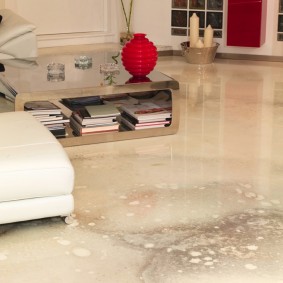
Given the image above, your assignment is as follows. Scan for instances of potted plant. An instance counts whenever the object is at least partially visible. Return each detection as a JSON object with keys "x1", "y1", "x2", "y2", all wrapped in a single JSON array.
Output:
[{"x1": 120, "y1": 0, "x2": 134, "y2": 45}]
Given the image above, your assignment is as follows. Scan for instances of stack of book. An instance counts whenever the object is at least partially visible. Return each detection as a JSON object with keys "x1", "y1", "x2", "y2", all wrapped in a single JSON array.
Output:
[
  {"x1": 119, "y1": 102, "x2": 172, "y2": 130},
  {"x1": 70, "y1": 103, "x2": 120, "y2": 136},
  {"x1": 24, "y1": 101, "x2": 69, "y2": 138}
]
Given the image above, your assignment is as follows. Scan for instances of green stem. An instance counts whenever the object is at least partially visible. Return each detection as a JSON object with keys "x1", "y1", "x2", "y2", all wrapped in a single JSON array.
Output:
[
  {"x1": 120, "y1": 0, "x2": 133, "y2": 34},
  {"x1": 111, "y1": 52, "x2": 120, "y2": 64},
  {"x1": 120, "y1": 0, "x2": 128, "y2": 30},
  {"x1": 127, "y1": 0, "x2": 133, "y2": 34}
]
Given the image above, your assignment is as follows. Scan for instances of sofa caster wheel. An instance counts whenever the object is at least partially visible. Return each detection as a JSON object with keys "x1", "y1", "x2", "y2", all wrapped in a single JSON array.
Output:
[{"x1": 64, "y1": 215, "x2": 74, "y2": 225}]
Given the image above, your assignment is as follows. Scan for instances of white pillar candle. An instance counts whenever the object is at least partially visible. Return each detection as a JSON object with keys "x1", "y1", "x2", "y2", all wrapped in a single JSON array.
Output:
[
  {"x1": 195, "y1": 38, "x2": 204, "y2": 48},
  {"x1": 204, "y1": 25, "x2": 214, "y2": 47},
  {"x1": 190, "y1": 13, "x2": 199, "y2": 48}
]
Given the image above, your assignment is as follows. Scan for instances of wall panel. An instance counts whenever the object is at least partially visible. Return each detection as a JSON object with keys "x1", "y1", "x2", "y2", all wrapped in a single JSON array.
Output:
[{"x1": 4, "y1": 0, "x2": 118, "y2": 47}]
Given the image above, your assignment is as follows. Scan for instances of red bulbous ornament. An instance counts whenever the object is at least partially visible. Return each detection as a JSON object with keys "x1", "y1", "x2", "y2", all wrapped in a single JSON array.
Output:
[{"x1": 121, "y1": 33, "x2": 158, "y2": 78}]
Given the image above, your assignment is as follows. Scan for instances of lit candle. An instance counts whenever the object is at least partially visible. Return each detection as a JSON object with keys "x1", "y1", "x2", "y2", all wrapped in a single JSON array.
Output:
[
  {"x1": 190, "y1": 13, "x2": 199, "y2": 48},
  {"x1": 204, "y1": 25, "x2": 214, "y2": 47},
  {"x1": 195, "y1": 38, "x2": 204, "y2": 48}
]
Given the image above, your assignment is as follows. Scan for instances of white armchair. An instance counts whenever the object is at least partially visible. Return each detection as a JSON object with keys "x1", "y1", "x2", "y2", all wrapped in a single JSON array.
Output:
[{"x1": 0, "y1": 9, "x2": 37, "y2": 59}]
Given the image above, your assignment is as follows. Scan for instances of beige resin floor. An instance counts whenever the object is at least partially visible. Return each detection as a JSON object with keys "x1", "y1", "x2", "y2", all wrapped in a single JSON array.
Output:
[{"x1": 1, "y1": 44, "x2": 283, "y2": 283}]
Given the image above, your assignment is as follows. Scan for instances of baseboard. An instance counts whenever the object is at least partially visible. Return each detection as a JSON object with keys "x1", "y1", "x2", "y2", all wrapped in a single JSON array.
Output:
[
  {"x1": 171, "y1": 49, "x2": 283, "y2": 62},
  {"x1": 215, "y1": 53, "x2": 283, "y2": 62}
]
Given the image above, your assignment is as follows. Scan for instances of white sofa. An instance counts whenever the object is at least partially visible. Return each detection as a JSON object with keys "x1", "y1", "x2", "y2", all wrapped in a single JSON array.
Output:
[
  {"x1": 0, "y1": 111, "x2": 74, "y2": 224},
  {"x1": 0, "y1": 9, "x2": 37, "y2": 59}
]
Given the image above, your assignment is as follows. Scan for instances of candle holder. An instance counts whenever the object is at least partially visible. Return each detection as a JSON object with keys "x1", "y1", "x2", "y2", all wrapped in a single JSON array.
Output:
[
  {"x1": 47, "y1": 63, "x2": 65, "y2": 82},
  {"x1": 180, "y1": 42, "x2": 219, "y2": 64},
  {"x1": 74, "y1": 55, "x2": 92, "y2": 69}
]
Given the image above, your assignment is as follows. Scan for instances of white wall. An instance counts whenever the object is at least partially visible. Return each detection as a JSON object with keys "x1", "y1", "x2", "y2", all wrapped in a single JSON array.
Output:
[
  {"x1": 132, "y1": 0, "x2": 172, "y2": 47},
  {"x1": 1, "y1": 0, "x2": 283, "y2": 56},
  {"x1": 3, "y1": 0, "x2": 119, "y2": 47},
  {"x1": 131, "y1": 0, "x2": 282, "y2": 56}
]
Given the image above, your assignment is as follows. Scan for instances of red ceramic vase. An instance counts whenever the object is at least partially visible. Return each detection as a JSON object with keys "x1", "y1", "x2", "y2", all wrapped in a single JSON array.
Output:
[{"x1": 121, "y1": 33, "x2": 158, "y2": 78}]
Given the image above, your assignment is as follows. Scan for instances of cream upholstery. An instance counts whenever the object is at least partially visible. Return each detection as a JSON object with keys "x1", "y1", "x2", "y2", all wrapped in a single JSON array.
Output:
[
  {"x1": 0, "y1": 111, "x2": 74, "y2": 224},
  {"x1": 0, "y1": 9, "x2": 37, "y2": 59}
]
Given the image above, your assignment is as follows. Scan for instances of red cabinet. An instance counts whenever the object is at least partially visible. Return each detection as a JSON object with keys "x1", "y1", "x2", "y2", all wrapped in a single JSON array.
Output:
[{"x1": 227, "y1": 0, "x2": 267, "y2": 47}]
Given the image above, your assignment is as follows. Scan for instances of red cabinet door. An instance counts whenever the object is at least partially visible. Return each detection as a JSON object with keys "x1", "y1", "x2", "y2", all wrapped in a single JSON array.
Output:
[{"x1": 227, "y1": 0, "x2": 267, "y2": 47}]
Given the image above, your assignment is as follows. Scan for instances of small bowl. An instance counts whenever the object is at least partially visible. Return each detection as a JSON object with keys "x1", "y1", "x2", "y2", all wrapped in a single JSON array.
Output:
[{"x1": 180, "y1": 42, "x2": 219, "y2": 64}]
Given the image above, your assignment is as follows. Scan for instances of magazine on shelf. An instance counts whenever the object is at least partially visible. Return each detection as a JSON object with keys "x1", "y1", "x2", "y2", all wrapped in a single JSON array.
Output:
[
  {"x1": 120, "y1": 116, "x2": 170, "y2": 130},
  {"x1": 153, "y1": 100, "x2": 172, "y2": 112},
  {"x1": 24, "y1": 101, "x2": 69, "y2": 125},
  {"x1": 72, "y1": 128, "x2": 119, "y2": 136},
  {"x1": 46, "y1": 124, "x2": 67, "y2": 138},
  {"x1": 24, "y1": 100, "x2": 69, "y2": 138},
  {"x1": 121, "y1": 112, "x2": 171, "y2": 125},
  {"x1": 48, "y1": 128, "x2": 67, "y2": 138},
  {"x1": 60, "y1": 96, "x2": 102, "y2": 110},
  {"x1": 102, "y1": 94, "x2": 139, "y2": 107},
  {"x1": 40, "y1": 115, "x2": 70, "y2": 125},
  {"x1": 119, "y1": 102, "x2": 171, "y2": 122},
  {"x1": 34, "y1": 115, "x2": 64, "y2": 122},
  {"x1": 24, "y1": 101, "x2": 62, "y2": 115},
  {"x1": 46, "y1": 123, "x2": 66, "y2": 129},
  {"x1": 70, "y1": 116, "x2": 119, "y2": 135}
]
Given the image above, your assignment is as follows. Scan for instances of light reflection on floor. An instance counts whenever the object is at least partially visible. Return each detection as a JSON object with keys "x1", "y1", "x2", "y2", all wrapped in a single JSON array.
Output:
[{"x1": 1, "y1": 45, "x2": 283, "y2": 283}]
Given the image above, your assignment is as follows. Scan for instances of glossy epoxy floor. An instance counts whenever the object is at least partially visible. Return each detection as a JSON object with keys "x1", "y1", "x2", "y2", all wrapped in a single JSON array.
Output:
[{"x1": 1, "y1": 45, "x2": 283, "y2": 283}]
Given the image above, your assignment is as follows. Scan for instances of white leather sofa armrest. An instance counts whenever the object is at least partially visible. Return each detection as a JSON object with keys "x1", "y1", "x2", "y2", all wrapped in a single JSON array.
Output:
[{"x1": 0, "y1": 9, "x2": 36, "y2": 46}]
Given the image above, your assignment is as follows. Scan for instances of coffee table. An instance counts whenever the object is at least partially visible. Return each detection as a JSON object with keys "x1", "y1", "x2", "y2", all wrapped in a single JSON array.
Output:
[{"x1": 0, "y1": 52, "x2": 180, "y2": 147}]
